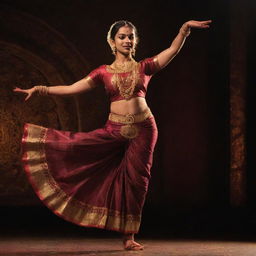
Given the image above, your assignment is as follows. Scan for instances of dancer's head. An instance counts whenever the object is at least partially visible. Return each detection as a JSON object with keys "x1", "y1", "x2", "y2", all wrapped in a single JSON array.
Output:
[{"x1": 107, "y1": 20, "x2": 139, "y2": 57}]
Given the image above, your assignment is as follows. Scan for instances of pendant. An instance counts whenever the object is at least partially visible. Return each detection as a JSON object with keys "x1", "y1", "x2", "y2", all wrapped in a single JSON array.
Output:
[{"x1": 120, "y1": 124, "x2": 139, "y2": 139}]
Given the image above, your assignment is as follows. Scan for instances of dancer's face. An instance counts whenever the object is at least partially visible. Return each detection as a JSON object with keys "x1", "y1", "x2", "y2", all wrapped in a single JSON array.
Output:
[{"x1": 112, "y1": 25, "x2": 136, "y2": 56}]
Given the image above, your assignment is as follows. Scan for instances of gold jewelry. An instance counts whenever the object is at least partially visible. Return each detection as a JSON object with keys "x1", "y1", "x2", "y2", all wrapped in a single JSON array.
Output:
[
  {"x1": 34, "y1": 85, "x2": 49, "y2": 96},
  {"x1": 108, "y1": 108, "x2": 152, "y2": 124},
  {"x1": 110, "y1": 60, "x2": 140, "y2": 100},
  {"x1": 111, "y1": 46, "x2": 117, "y2": 55},
  {"x1": 120, "y1": 125, "x2": 139, "y2": 139},
  {"x1": 131, "y1": 47, "x2": 136, "y2": 57},
  {"x1": 111, "y1": 59, "x2": 137, "y2": 72},
  {"x1": 108, "y1": 108, "x2": 152, "y2": 139}
]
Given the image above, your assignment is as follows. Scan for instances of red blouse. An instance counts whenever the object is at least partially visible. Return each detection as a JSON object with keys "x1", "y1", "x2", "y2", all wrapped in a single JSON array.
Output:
[{"x1": 87, "y1": 56, "x2": 160, "y2": 102}]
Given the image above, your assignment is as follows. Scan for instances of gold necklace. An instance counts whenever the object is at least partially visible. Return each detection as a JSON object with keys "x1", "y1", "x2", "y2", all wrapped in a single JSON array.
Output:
[
  {"x1": 111, "y1": 59, "x2": 136, "y2": 73},
  {"x1": 110, "y1": 60, "x2": 140, "y2": 100}
]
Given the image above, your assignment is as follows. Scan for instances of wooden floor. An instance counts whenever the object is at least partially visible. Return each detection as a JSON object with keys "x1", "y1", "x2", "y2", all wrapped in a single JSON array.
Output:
[
  {"x1": 1, "y1": 237, "x2": 256, "y2": 256},
  {"x1": 1, "y1": 206, "x2": 256, "y2": 255}
]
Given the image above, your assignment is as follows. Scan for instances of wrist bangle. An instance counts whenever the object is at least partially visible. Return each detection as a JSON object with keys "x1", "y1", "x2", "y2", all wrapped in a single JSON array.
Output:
[{"x1": 34, "y1": 85, "x2": 49, "y2": 96}]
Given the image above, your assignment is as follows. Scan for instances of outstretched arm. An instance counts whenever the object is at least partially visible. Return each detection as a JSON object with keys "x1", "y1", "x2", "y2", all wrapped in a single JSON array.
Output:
[
  {"x1": 13, "y1": 76, "x2": 95, "y2": 101},
  {"x1": 156, "y1": 20, "x2": 212, "y2": 69}
]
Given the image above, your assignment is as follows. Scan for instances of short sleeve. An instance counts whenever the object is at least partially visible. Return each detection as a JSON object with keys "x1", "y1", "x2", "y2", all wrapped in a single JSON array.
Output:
[
  {"x1": 85, "y1": 65, "x2": 104, "y2": 88},
  {"x1": 140, "y1": 56, "x2": 161, "y2": 76}
]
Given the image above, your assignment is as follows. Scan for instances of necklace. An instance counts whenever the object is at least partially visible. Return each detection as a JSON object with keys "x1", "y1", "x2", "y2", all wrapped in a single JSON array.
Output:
[
  {"x1": 111, "y1": 59, "x2": 136, "y2": 73},
  {"x1": 109, "y1": 60, "x2": 140, "y2": 100}
]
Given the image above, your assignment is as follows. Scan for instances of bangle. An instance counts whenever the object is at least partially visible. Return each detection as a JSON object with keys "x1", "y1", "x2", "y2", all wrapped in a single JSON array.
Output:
[
  {"x1": 179, "y1": 24, "x2": 191, "y2": 37},
  {"x1": 34, "y1": 85, "x2": 49, "y2": 96}
]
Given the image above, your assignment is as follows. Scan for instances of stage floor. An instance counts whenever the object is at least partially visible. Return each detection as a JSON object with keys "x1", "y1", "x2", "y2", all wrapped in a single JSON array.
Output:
[
  {"x1": 1, "y1": 237, "x2": 256, "y2": 256},
  {"x1": 1, "y1": 206, "x2": 256, "y2": 255}
]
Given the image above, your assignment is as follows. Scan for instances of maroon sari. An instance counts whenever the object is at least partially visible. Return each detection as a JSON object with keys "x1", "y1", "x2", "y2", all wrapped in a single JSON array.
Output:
[
  {"x1": 22, "y1": 56, "x2": 160, "y2": 234},
  {"x1": 22, "y1": 116, "x2": 158, "y2": 233}
]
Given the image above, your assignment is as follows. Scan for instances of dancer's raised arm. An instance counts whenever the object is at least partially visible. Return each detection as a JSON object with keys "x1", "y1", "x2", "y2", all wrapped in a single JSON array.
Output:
[
  {"x1": 13, "y1": 76, "x2": 95, "y2": 101},
  {"x1": 156, "y1": 20, "x2": 212, "y2": 69}
]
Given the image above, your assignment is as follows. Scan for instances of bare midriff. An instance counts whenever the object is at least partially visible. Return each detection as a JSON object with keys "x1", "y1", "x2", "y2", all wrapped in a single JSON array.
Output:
[{"x1": 110, "y1": 97, "x2": 148, "y2": 115}]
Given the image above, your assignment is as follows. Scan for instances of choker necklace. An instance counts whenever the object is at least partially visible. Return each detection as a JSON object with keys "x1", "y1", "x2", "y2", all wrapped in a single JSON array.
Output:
[{"x1": 109, "y1": 59, "x2": 136, "y2": 73}]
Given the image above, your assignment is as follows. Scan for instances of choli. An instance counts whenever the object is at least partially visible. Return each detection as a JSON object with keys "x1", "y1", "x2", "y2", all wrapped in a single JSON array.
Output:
[{"x1": 85, "y1": 56, "x2": 160, "y2": 102}]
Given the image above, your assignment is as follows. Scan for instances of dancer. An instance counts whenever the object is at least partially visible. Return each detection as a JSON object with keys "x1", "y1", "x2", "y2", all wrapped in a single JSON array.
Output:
[{"x1": 14, "y1": 19, "x2": 211, "y2": 250}]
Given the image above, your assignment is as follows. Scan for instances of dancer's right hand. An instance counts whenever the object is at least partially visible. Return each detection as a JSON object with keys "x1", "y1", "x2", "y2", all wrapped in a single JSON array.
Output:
[{"x1": 13, "y1": 87, "x2": 35, "y2": 101}]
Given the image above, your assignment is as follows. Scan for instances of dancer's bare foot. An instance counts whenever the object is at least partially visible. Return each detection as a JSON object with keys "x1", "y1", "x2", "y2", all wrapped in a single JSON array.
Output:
[
  {"x1": 123, "y1": 239, "x2": 144, "y2": 251},
  {"x1": 123, "y1": 233, "x2": 144, "y2": 250}
]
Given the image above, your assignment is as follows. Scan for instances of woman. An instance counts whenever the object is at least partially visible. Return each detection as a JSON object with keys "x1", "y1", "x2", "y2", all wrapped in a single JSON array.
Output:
[{"x1": 14, "y1": 19, "x2": 211, "y2": 250}]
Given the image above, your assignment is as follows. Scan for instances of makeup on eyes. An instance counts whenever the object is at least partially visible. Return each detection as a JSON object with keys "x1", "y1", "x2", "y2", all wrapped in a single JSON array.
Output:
[{"x1": 118, "y1": 34, "x2": 134, "y2": 40}]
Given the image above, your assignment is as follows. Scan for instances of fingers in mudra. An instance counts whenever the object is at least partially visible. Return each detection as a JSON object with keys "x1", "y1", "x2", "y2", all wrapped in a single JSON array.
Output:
[
  {"x1": 200, "y1": 20, "x2": 212, "y2": 28},
  {"x1": 189, "y1": 20, "x2": 212, "y2": 29},
  {"x1": 24, "y1": 94, "x2": 31, "y2": 101},
  {"x1": 13, "y1": 87, "x2": 26, "y2": 93},
  {"x1": 13, "y1": 87, "x2": 31, "y2": 101},
  {"x1": 13, "y1": 87, "x2": 21, "y2": 92}
]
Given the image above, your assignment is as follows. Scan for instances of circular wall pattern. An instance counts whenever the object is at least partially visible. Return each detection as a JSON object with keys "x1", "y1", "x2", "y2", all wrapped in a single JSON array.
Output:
[{"x1": 0, "y1": 5, "x2": 89, "y2": 205}]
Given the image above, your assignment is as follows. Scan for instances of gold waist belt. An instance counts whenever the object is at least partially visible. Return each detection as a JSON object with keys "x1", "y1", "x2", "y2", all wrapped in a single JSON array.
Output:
[{"x1": 108, "y1": 108, "x2": 152, "y2": 125}]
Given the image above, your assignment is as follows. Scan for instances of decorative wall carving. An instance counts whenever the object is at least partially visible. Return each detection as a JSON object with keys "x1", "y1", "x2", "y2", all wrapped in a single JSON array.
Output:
[{"x1": 0, "y1": 6, "x2": 89, "y2": 205}]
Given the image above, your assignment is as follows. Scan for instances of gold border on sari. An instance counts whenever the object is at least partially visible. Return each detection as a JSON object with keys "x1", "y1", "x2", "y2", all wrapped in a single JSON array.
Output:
[{"x1": 22, "y1": 123, "x2": 141, "y2": 233}]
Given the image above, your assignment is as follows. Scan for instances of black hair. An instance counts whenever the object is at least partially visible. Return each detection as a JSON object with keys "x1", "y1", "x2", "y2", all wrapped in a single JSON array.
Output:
[{"x1": 107, "y1": 20, "x2": 139, "y2": 42}]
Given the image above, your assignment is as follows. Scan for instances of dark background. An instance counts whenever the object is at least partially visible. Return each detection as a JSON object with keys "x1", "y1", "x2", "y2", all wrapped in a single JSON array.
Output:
[{"x1": 0, "y1": 0, "x2": 255, "y2": 239}]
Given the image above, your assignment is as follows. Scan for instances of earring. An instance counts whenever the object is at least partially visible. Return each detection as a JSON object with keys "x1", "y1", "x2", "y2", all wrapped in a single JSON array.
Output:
[
  {"x1": 131, "y1": 48, "x2": 136, "y2": 57},
  {"x1": 111, "y1": 46, "x2": 117, "y2": 55}
]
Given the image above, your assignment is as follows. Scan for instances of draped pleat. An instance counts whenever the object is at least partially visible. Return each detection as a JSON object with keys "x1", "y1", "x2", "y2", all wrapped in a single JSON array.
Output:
[{"x1": 22, "y1": 117, "x2": 158, "y2": 234}]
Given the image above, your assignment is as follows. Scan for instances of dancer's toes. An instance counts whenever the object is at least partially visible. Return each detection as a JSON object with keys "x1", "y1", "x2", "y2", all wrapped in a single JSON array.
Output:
[{"x1": 123, "y1": 240, "x2": 144, "y2": 250}]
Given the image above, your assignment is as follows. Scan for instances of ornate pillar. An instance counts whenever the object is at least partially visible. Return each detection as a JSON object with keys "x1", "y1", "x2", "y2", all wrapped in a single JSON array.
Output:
[{"x1": 229, "y1": 0, "x2": 248, "y2": 206}]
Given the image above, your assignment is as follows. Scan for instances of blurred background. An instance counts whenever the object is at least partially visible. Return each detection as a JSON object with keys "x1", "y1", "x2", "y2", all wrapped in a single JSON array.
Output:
[{"x1": 0, "y1": 0, "x2": 255, "y2": 239}]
